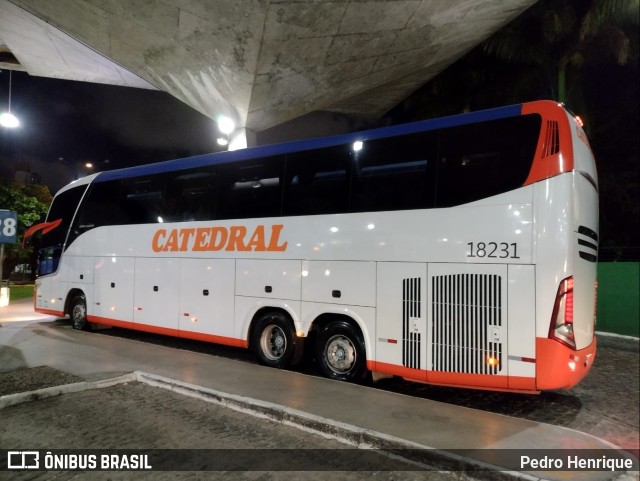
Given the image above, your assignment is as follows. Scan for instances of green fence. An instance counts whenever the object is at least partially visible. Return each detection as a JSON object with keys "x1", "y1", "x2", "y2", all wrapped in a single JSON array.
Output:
[{"x1": 596, "y1": 262, "x2": 640, "y2": 337}]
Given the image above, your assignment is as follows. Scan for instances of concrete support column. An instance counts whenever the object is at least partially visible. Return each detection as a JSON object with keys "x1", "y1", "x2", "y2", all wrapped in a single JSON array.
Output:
[{"x1": 229, "y1": 128, "x2": 257, "y2": 150}]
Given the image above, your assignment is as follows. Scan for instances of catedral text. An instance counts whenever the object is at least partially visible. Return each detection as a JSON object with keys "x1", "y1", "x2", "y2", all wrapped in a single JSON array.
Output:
[{"x1": 152, "y1": 224, "x2": 287, "y2": 253}]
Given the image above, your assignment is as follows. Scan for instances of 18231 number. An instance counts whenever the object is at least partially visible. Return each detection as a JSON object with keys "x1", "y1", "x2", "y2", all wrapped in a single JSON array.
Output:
[{"x1": 467, "y1": 242, "x2": 519, "y2": 259}]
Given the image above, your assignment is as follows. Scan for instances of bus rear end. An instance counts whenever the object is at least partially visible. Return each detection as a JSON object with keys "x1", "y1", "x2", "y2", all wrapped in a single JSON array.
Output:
[{"x1": 526, "y1": 102, "x2": 599, "y2": 390}]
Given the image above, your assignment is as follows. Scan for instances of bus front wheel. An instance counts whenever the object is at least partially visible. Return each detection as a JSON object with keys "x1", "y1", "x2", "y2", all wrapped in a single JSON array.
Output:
[
  {"x1": 252, "y1": 312, "x2": 297, "y2": 369},
  {"x1": 70, "y1": 295, "x2": 89, "y2": 331},
  {"x1": 317, "y1": 320, "x2": 366, "y2": 382}
]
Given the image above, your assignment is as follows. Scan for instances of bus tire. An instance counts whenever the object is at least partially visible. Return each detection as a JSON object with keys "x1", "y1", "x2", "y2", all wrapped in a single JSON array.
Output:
[
  {"x1": 70, "y1": 295, "x2": 90, "y2": 331},
  {"x1": 252, "y1": 311, "x2": 297, "y2": 369},
  {"x1": 317, "y1": 320, "x2": 366, "y2": 382}
]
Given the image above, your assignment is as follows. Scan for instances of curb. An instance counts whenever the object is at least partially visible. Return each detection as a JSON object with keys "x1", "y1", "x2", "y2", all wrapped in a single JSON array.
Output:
[
  {"x1": 0, "y1": 372, "x2": 137, "y2": 409},
  {"x1": 135, "y1": 370, "x2": 536, "y2": 481}
]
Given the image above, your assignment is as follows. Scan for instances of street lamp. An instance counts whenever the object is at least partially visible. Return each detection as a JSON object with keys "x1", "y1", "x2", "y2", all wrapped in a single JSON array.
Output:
[
  {"x1": 217, "y1": 116, "x2": 235, "y2": 135},
  {"x1": 216, "y1": 115, "x2": 235, "y2": 147},
  {"x1": 0, "y1": 71, "x2": 19, "y2": 128}
]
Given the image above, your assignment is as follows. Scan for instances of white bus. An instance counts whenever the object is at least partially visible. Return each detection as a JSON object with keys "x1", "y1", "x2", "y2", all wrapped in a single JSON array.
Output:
[{"x1": 27, "y1": 100, "x2": 598, "y2": 393}]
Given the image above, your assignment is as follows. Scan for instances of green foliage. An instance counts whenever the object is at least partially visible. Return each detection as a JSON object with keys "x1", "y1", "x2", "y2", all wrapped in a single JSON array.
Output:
[
  {"x1": 21, "y1": 184, "x2": 53, "y2": 206},
  {"x1": 0, "y1": 181, "x2": 51, "y2": 279}
]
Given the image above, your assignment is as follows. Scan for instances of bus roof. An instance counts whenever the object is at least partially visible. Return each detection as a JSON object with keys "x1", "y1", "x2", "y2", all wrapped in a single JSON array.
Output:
[{"x1": 94, "y1": 102, "x2": 529, "y2": 184}]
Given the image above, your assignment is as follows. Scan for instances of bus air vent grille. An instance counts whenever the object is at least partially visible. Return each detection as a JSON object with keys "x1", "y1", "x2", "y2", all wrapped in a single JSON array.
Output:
[
  {"x1": 402, "y1": 277, "x2": 422, "y2": 370},
  {"x1": 542, "y1": 120, "x2": 560, "y2": 158},
  {"x1": 431, "y1": 274, "x2": 503, "y2": 375}
]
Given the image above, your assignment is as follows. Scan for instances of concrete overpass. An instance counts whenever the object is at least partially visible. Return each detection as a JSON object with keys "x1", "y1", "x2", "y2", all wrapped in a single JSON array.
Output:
[{"x1": 0, "y1": 0, "x2": 536, "y2": 147}]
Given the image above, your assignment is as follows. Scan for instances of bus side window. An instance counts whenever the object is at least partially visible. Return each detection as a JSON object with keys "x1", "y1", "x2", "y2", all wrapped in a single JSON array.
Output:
[
  {"x1": 68, "y1": 181, "x2": 126, "y2": 245},
  {"x1": 283, "y1": 145, "x2": 352, "y2": 216},
  {"x1": 435, "y1": 116, "x2": 540, "y2": 207},
  {"x1": 164, "y1": 166, "x2": 218, "y2": 222},
  {"x1": 121, "y1": 175, "x2": 166, "y2": 224},
  {"x1": 350, "y1": 131, "x2": 437, "y2": 212},
  {"x1": 41, "y1": 185, "x2": 86, "y2": 252},
  {"x1": 38, "y1": 246, "x2": 62, "y2": 276},
  {"x1": 217, "y1": 156, "x2": 285, "y2": 220}
]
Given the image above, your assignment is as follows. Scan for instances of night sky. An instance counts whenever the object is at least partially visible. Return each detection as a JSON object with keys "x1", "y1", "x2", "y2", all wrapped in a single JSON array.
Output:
[{"x1": 0, "y1": 70, "x2": 221, "y2": 193}]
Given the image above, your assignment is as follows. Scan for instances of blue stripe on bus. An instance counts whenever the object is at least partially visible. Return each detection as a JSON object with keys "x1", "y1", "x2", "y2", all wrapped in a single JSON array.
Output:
[{"x1": 94, "y1": 103, "x2": 524, "y2": 183}]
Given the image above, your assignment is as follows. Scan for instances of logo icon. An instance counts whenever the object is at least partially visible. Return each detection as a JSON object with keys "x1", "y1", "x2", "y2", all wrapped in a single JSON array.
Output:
[{"x1": 8, "y1": 451, "x2": 40, "y2": 469}]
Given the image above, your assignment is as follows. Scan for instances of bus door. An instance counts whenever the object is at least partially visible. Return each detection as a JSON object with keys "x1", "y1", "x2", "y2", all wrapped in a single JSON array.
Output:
[
  {"x1": 34, "y1": 246, "x2": 61, "y2": 311},
  {"x1": 58, "y1": 255, "x2": 94, "y2": 307},
  {"x1": 60, "y1": 255, "x2": 94, "y2": 285}
]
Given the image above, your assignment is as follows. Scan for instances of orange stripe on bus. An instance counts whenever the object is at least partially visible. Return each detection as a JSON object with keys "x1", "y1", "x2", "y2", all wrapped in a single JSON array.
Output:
[
  {"x1": 369, "y1": 360, "x2": 538, "y2": 393},
  {"x1": 87, "y1": 315, "x2": 248, "y2": 349},
  {"x1": 368, "y1": 361, "x2": 427, "y2": 382},
  {"x1": 34, "y1": 307, "x2": 64, "y2": 317}
]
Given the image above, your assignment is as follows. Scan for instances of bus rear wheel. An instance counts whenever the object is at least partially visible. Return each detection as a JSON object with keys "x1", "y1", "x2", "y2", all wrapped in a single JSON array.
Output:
[
  {"x1": 70, "y1": 295, "x2": 89, "y2": 331},
  {"x1": 252, "y1": 312, "x2": 297, "y2": 369},
  {"x1": 316, "y1": 320, "x2": 366, "y2": 382}
]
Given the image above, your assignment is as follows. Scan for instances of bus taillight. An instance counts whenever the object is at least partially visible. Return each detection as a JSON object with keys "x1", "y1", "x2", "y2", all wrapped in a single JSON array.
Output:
[
  {"x1": 550, "y1": 277, "x2": 575, "y2": 349},
  {"x1": 564, "y1": 278, "x2": 574, "y2": 324}
]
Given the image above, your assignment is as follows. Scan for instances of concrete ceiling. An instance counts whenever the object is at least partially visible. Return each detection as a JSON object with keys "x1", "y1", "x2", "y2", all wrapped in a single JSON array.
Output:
[{"x1": 0, "y1": 0, "x2": 536, "y2": 138}]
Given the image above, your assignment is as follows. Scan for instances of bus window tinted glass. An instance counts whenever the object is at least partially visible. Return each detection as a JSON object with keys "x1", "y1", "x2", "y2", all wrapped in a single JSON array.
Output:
[
  {"x1": 42, "y1": 185, "x2": 86, "y2": 249},
  {"x1": 435, "y1": 115, "x2": 541, "y2": 207},
  {"x1": 68, "y1": 181, "x2": 126, "y2": 244},
  {"x1": 164, "y1": 166, "x2": 217, "y2": 222},
  {"x1": 283, "y1": 145, "x2": 352, "y2": 216},
  {"x1": 70, "y1": 174, "x2": 166, "y2": 245},
  {"x1": 121, "y1": 175, "x2": 165, "y2": 224},
  {"x1": 217, "y1": 156, "x2": 284, "y2": 220},
  {"x1": 350, "y1": 131, "x2": 437, "y2": 212}
]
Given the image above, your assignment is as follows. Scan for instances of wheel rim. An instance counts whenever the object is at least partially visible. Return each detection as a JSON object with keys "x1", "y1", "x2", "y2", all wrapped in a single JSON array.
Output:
[
  {"x1": 325, "y1": 334, "x2": 356, "y2": 374},
  {"x1": 259, "y1": 324, "x2": 287, "y2": 361},
  {"x1": 72, "y1": 302, "x2": 86, "y2": 327}
]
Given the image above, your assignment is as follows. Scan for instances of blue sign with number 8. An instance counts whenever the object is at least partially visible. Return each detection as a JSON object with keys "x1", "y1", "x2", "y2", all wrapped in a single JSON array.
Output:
[{"x1": 0, "y1": 210, "x2": 18, "y2": 244}]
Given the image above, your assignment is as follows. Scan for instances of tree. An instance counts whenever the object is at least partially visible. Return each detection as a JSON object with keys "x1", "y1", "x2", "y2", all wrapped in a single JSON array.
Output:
[
  {"x1": 0, "y1": 182, "x2": 50, "y2": 280},
  {"x1": 481, "y1": 0, "x2": 638, "y2": 112},
  {"x1": 21, "y1": 184, "x2": 53, "y2": 206}
]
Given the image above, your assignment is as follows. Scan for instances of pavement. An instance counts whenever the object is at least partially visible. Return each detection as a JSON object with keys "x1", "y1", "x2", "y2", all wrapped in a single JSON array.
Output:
[{"x1": 1, "y1": 298, "x2": 639, "y2": 480}]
